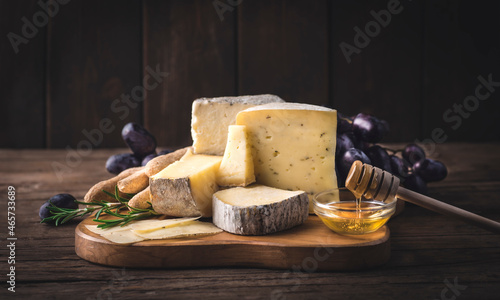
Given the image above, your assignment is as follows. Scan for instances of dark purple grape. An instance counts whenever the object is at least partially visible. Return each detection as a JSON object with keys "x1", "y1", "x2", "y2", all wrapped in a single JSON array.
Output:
[
  {"x1": 337, "y1": 112, "x2": 353, "y2": 134},
  {"x1": 390, "y1": 155, "x2": 410, "y2": 178},
  {"x1": 346, "y1": 132, "x2": 370, "y2": 152},
  {"x1": 158, "y1": 149, "x2": 173, "y2": 156},
  {"x1": 338, "y1": 148, "x2": 372, "y2": 179},
  {"x1": 141, "y1": 153, "x2": 158, "y2": 166},
  {"x1": 121, "y1": 122, "x2": 157, "y2": 158},
  {"x1": 39, "y1": 193, "x2": 78, "y2": 222},
  {"x1": 380, "y1": 120, "x2": 390, "y2": 137},
  {"x1": 402, "y1": 143, "x2": 426, "y2": 166},
  {"x1": 403, "y1": 174, "x2": 428, "y2": 194},
  {"x1": 106, "y1": 153, "x2": 141, "y2": 174},
  {"x1": 365, "y1": 145, "x2": 392, "y2": 173},
  {"x1": 335, "y1": 133, "x2": 355, "y2": 158},
  {"x1": 413, "y1": 158, "x2": 447, "y2": 182},
  {"x1": 352, "y1": 113, "x2": 388, "y2": 143}
]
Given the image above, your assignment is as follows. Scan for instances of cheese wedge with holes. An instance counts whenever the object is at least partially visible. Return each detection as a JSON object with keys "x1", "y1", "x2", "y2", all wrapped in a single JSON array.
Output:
[
  {"x1": 212, "y1": 185, "x2": 309, "y2": 235},
  {"x1": 236, "y1": 103, "x2": 338, "y2": 213},
  {"x1": 217, "y1": 125, "x2": 256, "y2": 187},
  {"x1": 150, "y1": 150, "x2": 222, "y2": 217},
  {"x1": 191, "y1": 94, "x2": 285, "y2": 155}
]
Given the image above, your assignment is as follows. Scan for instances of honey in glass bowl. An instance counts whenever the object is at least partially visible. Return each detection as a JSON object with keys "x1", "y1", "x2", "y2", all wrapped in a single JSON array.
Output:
[{"x1": 313, "y1": 188, "x2": 396, "y2": 235}]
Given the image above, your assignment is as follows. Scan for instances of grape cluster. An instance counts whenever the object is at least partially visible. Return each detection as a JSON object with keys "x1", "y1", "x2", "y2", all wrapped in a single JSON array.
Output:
[
  {"x1": 106, "y1": 123, "x2": 171, "y2": 174},
  {"x1": 336, "y1": 113, "x2": 447, "y2": 194}
]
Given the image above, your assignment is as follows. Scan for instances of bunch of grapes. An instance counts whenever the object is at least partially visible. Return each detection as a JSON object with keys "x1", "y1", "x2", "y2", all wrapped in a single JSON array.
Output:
[
  {"x1": 106, "y1": 123, "x2": 171, "y2": 174},
  {"x1": 336, "y1": 113, "x2": 448, "y2": 194}
]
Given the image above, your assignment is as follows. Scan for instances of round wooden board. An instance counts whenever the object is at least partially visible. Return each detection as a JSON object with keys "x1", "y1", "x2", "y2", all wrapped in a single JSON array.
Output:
[{"x1": 75, "y1": 216, "x2": 391, "y2": 271}]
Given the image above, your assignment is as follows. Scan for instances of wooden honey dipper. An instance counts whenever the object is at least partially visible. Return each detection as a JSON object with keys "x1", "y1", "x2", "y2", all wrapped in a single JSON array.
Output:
[{"x1": 345, "y1": 160, "x2": 500, "y2": 234}]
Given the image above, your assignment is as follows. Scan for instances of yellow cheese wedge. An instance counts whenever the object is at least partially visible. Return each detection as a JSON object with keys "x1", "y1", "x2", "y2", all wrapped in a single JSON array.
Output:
[
  {"x1": 191, "y1": 95, "x2": 285, "y2": 155},
  {"x1": 236, "y1": 102, "x2": 338, "y2": 213},
  {"x1": 217, "y1": 125, "x2": 256, "y2": 187},
  {"x1": 131, "y1": 217, "x2": 200, "y2": 234},
  {"x1": 133, "y1": 221, "x2": 223, "y2": 239},
  {"x1": 150, "y1": 150, "x2": 222, "y2": 217}
]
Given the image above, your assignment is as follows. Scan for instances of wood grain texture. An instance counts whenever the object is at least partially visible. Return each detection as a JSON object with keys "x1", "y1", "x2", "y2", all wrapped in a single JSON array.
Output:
[
  {"x1": 422, "y1": 0, "x2": 500, "y2": 142},
  {"x1": 143, "y1": 0, "x2": 236, "y2": 148},
  {"x1": 75, "y1": 215, "x2": 390, "y2": 271},
  {"x1": 331, "y1": 0, "x2": 423, "y2": 142},
  {"x1": 46, "y1": 0, "x2": 142, "y2": 148},
  {"x1": 238, "y1": 0, "x2": 329, "y2": 105},
  {"x1": 1, "y1": 143, "x2": 500, "y2": 299},
  {"x1": 0, "y1": 0, "x2": 46, "y2": 148}
]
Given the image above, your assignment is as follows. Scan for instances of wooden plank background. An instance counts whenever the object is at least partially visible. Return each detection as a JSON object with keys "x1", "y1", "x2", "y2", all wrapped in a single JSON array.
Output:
[{"x1": 1, "y1": 0, "x2": 499, "y2": 149}]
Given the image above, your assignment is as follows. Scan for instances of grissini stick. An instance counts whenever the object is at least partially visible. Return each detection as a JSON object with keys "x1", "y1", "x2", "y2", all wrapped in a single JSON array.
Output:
[{"x1": 345, "y1": 160, "x2": 500, "y2": 234}]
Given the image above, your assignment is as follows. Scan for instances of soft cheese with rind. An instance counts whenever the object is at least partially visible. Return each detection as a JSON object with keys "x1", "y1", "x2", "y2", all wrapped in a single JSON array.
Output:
[
  {"x1": 236, "y1": 102, "x2": 338, "y2": 212},
  {"x1": 212, "y1": 185, "x2": 309, "y2": 235},
  {"x1": 191, "y1": 94, "x2": 285, "y2": 155},
  {"x1": 150, "y1": 150, "x2": 222, "y2": 217},
  {"x1": 217, "y1": 125, "x2": 255, "y2": 187}
]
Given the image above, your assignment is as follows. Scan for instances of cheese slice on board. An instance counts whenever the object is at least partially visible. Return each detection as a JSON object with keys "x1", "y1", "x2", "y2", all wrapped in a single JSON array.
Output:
[
  {"x1": 131, "y1": 217, "x2": 200, "y2": 234},
  {"x1": 236, "y1": 102, "x2": 338, "y2": 212},
  {"x1": 217, "y1": 125, "x2": 256, "y2": 187},
  {"x1": 191, "y1": 94, "x2": 285, "y2": 155},
  {"x1": 150, "y1": 150, "x2": 222, "y2": 217},
  {"x1": 134, "y1": 221, "x2": 222, "y2": 240},
  {"x1": 212, "y1": 185, "x2": 309, "y2": 235}
]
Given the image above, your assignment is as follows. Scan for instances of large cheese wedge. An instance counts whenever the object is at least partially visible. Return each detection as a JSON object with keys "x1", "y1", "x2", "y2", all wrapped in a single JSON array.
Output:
[
  {"x1": 236, "y1": 102, "x2": 338, "y2": 213},
  {"x1": 191, "y1": 94, "x2": 285, "y2": 155},
  {"x1": 217, "y1": 125, "x2": 255, "y2": 187},
  {"x1": 150, "y1": 150, "x2": 222, "y2": 217},
  {"x1": 212, "y1": 185, "x2": 309, "y2": 235}
]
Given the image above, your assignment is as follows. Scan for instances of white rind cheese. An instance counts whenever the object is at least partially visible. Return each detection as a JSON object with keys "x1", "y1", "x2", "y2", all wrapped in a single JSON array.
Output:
[
  {"x1": 150, "y1": 150, "x2": 222, "y2": 217},
  {"x1": 217, "y1": 125, "x2": 256, "y2": 187},
  {"x1": 236, "y1": 102, "x2": 338, "y2": 212},
  {"x1": 212, "y1": 185, "x2": 309, "y2": 235},
  {"x1": 191, "y1": 94, "x2": 285, "y2": 155}
]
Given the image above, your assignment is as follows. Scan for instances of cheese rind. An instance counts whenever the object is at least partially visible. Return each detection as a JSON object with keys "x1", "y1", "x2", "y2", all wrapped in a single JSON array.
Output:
[
  {"x1": 191, "y1": 94, "x2": 285, "y2": 155},
  {"x1": 236, "y1": 102, "x2": 338, "y2": 212},
  {"x1": 150, "y1": 150, "x2": 222, "y2": 217},
  {"x1": 212, "y1": 185, "x2": 309, "y2": 235},
  {"x1": 217, "y1": 125, "x2": 256, "y2": 187}
]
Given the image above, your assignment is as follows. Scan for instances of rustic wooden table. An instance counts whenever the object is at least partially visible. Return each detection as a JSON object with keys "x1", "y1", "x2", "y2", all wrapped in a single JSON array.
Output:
[{"x1": 1, "y1": 143, "x2": 499, "y2": 299}]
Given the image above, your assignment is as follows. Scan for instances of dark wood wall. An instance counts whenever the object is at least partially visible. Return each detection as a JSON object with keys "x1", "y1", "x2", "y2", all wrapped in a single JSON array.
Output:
[{"x1": 2, "y1": 0, "x2": 499, "y2": 149}]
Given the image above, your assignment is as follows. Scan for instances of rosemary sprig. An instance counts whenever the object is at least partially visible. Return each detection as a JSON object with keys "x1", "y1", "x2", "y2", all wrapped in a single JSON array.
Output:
[{"x1": 41, "y1": 186, "x2": 158, "y2": 228}]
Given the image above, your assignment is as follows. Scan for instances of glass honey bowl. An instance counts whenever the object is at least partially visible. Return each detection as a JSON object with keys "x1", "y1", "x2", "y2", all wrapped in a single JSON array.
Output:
[{"x1": 313, "y1": 188, "x2": 397, "y2": 235}]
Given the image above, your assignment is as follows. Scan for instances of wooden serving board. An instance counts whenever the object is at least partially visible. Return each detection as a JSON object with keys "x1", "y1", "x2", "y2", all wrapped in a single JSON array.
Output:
[{"x1": 75, "y1": 215, "x2": 391, "y2": 271}]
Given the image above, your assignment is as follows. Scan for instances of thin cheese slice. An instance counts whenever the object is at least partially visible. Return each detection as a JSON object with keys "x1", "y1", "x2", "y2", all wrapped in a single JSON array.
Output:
[
  {"x1": 217, "y1": 125, "x2": 255, "y2": 187},
  {"x1": 191, "y1": 94, "x2": 285, "y2": 155},
  {"x1": 134, "y1": 221, "x2": 223, "y2": 239},
  {"x1": 236, "y1": 102, "x2": 338, "y2": 213},
  {"x1": 212, "y1": 185, "x2": 309, "y2": 235},
  {"x1": 85, "y1": 219, "x2": 162, "y2": 235},
  {"x1": 101, "y1": 230, "x2": 146, "y2": 244},
  {"x1": 150, "y1": 150, "x2": 222, "y2": 217},
  {"x1": 131, "y1": 217, "x2": 200, "y2": 234}
]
